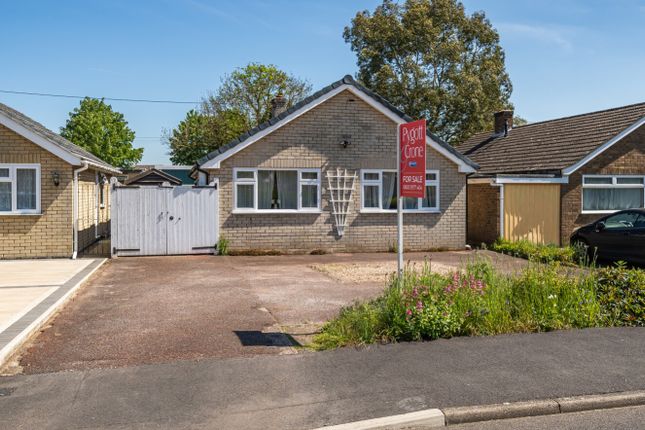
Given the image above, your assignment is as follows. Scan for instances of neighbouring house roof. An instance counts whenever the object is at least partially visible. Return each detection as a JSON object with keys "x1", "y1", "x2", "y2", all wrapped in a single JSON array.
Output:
[
  {"x1": 127, "y1": 165, "x2": 194, "y2": 185},
  {"x1": 124, "y1": 168, "x2": 183, "y2": 186},
  {"x1": 0, "y1": 102, "x2": 120, "y2": 173},
  {"x1": 197, "y1": 75, "x2": 478, "y2": 173},
  {"x1": 457, "y1": 102, "x2": 645, "y2": 177}
]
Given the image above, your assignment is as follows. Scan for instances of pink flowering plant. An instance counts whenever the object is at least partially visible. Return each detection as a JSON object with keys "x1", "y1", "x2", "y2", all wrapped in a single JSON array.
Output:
[{"x1": 312, "y1": 257, "x2": 608, "y2": 351}]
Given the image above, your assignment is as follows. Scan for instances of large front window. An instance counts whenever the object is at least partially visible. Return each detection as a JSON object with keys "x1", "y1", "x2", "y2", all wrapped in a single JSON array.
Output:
[
  {"x1": 0, "y1": 164, "x2": 40, "y2": 214},
  {"x1": 361, "y1": 169, "x2": 439, "y2": 212},
  {"x1": 582, "y1": 175, "x2": 645, "y2": 213},
  {"x1": 233, "y1": 168, "x2": 321, "y2": 212}
]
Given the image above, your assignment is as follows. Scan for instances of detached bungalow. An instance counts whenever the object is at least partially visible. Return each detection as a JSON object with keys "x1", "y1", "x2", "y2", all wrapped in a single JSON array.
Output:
[
  {"x1": 0, "y1": 103, "x2": 119, "y2": 259},
  {"x1": 195, "y1": 75, "x2": 478, "y2": 253},
  {"x1": 458, "y1": 103, "x2": 645, "y2": 246}
]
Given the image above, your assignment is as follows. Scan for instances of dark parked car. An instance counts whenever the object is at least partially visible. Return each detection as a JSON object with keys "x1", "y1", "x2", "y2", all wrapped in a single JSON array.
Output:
[{"x1": 570, "y1": 209, "x2": 645, "y2": 264}]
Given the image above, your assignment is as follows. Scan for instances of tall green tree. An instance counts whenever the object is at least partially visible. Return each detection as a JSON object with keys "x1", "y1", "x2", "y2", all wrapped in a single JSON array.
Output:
[
  {"x1": 344, "y1": 0, "x2": 513, "y2": 144},
  {"x1": 203, "y1": 62, "x2": 312, "y2": 127},
  {"x1": 60, "y1": 98, "x2": 142, "y2": 168},
  {"x1": 164, "y1": 108, "x2": 247, "y2": 165},
  {"x1": 513, "y1": 115, "x2": 528, "y2": 127}
]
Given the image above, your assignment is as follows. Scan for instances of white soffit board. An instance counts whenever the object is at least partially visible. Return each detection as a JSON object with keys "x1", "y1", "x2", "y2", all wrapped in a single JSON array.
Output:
[
  {"x1": 0, "y1": 113, "x2": 81, "y2": 166},
  {"x1": 467, "y1": 178, "x2": 494, "y2": 184},
  {"x1": 494, "y1": 176, "x2": 569, "y2": 184}
]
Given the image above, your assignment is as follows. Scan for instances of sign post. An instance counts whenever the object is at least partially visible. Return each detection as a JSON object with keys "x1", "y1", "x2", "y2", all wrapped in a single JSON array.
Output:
[{"x1": 397, "y1": 119, "x2": 426, "y2": 279}]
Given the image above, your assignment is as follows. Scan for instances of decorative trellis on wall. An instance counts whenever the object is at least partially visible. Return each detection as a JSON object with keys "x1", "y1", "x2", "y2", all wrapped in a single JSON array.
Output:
[{"x1": 326, "y1": 168, "x2": 357, "y2": 237}]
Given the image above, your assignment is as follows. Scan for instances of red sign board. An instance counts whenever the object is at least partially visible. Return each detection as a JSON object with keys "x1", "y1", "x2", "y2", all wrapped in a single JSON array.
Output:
[{"x1": 399, "y1": 119, "x2": 426, "y2": 198}]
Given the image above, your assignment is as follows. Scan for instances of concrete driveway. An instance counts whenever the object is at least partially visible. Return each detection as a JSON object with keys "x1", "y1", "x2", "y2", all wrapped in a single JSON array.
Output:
[
  {"x1": 15, "y1": 251, "x2": 524, "y2": 374},
  {"x1": 0, "y1": 259, "x2": 105, "y2": 370}
]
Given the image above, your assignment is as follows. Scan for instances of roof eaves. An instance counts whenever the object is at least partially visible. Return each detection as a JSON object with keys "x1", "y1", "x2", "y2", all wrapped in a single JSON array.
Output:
[
  {"x1": 198, "y1": 75, "x2": 479, "y2": 170},
  {"x1": 0, "y1": 102, "x2": 120, "y2": 173}
]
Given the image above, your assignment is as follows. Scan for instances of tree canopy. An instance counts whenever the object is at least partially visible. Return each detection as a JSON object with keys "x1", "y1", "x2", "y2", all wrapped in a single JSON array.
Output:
[
  {"x1": 164, "y1": 109, "x2": 247, "y2": 166},
  {"x1": 344, "y1": 0, "x2": 513, "y2": 144},
  {"x1": 166, "y1": 63, "x2": 311, "y2": 165},
  {"x1": 202, "y1": 62, "x2": 312, "y2": 128},
  {"x1": 513, "y1": 115, "x2": 528, "y2": 127},
  {"x1": 60, "y1": 98, "x2": 142, "y2": 168}
]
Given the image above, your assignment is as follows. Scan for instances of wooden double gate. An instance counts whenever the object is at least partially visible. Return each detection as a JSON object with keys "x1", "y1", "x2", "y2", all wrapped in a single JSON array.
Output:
[{"x1": 111, "y1": 184, "x2": 219, "y2": 256}]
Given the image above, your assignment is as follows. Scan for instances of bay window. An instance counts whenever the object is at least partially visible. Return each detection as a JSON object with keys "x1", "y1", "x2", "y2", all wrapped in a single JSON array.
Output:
[
  {"x1": 233, "y1": 168, "x2": 321, "y2": 212},
  {"x1": 582, "y1": 175, "x2": 645, "y2": 213},
  {"x1": 361, "y1": 169, "x2": 439, "y2": 212},
  {"x1": 0, "y1": 164, "x2": 40, "y2": 214}
]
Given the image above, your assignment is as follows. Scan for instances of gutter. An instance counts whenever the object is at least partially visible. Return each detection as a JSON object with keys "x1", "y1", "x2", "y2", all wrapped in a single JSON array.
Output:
[
  {"x1": 83, "y1": 159, "x2": 121, "y2": 175},
  {"x1": 72, "y1": 162, "x2": 90, "y2": 259}
]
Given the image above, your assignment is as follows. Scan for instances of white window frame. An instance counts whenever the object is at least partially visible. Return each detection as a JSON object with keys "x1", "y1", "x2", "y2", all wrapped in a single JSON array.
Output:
[
  {"x1": 0, "y1": 163, "x2": 41, "y2": 215},
  {"x1": 360, "y1": 169, "x2": 440, "y2": 213},
  {"x1": 581, "y1": 174, "x2": 645, "y2": 214},
  {"x1": 232, "y1": 167, "x2": 322, "y2": 213}
]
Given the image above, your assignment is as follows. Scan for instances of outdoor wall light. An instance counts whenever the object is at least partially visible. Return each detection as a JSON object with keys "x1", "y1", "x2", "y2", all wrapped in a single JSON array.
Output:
[
  {"x1": 340, "y1": 135, "x2": 352, "y2": 148},
  {"x1": 51, "y1": 171, "x2": 60, "y2": 187}
]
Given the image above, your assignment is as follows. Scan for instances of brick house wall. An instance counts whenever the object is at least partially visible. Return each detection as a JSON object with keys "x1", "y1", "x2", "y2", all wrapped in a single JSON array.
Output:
[
  {"x1": 560, "y1": 124, "x2": 645, "y2": 244},
  {"x1": 0, "y1": 124, "x2": 113, "y2": 259},
  {"x1": 77, "y1": 170, "x2": 111, "y2": 252},
  {"x1": 0, "y1": 124, "x2": 73, "y2": 258},
  {"x1": 466, "y1": 183, "x2": 500, "y2": 245},
  {"x1": 205, "y1": 90, "x2": 467, "y2": 253}
]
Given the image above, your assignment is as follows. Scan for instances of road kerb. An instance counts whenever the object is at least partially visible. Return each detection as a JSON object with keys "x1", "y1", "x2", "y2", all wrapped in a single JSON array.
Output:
[
  {"x1": 443, "y1": 390, "x2": 645, "y2": 425},
  {"x1": 442, "y1": 399, "x2": 560, "y2": 425},
  {"x1": 315, "y1": 391, "x2": 645, "y2": 429},
  {"x1": 556, "y1": 390, "x2": 645, "y2": 413},
  {"x1": 310, "y1": 408, "x2": 445, "y2": 430}
]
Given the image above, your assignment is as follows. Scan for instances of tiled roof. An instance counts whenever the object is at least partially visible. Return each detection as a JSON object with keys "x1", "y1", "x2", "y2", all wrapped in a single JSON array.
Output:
[
  {"x1": 197, "y1": 75, "x2": 478, "y2": 170},
  {"x1": 0, "y1": 102, "x2": 119, "y2": 172},
  {"x1": 456, "y1": 102, "x2": 645, "y2": 176},
  {"x1": 124, "y1": 168, "x2": 182, "y2": 186}
]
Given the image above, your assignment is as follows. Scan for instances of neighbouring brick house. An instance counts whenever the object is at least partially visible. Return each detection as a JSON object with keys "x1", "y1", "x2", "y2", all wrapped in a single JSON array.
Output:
[
  {"x1": 195, "y1": 75, "x2": 478, "y2": 253},
  {"x1": 457, "y1": 103, "x2": 645, "y2": 246},
  {"x1": 0, "y1": 103, "x2": 119, "y2": 259}
]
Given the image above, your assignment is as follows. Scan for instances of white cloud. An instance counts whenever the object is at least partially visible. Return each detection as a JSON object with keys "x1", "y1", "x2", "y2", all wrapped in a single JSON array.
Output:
[{"x1": 497, "y1": 23, "x2": 574, "y2": 51}]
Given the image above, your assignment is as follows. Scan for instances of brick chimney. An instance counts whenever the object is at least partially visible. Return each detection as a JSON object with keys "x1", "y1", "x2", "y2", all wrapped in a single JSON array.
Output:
[
  {"x1": 494, "y1": 110, "x2": 514, "y2": 136},
  {"x1": 270, "y1": 94, "x2": 288, "y2": 118}
]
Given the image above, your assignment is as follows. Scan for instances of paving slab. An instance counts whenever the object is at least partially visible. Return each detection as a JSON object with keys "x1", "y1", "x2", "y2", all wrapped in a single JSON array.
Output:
[
  {"x1": 0, "y1": 259, "x2": 93, "y2": 287},
  {"x1": 0, "y1": 259, "x2": 105, "y2": 370},
  {"x1": 0, "y1": 286, "x2": 58, "y2": 332}
]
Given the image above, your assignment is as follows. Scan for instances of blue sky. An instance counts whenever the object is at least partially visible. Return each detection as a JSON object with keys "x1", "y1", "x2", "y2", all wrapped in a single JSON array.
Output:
[{"x1": 2, "y1": 0, "x2": 644, "y2": 164}]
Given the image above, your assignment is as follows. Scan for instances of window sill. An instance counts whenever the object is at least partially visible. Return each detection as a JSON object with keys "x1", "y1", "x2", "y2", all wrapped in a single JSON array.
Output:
[
  {"x1": 581, "y1": 210, "x2": 623, "y2": 215},
  {"x1": 0, "y1": 212, "x2": 42, "y2": 216},
  {"x1": 360, "y1": 209, "x2": 441, "y2": 214},
  {"x1": 232, "y1": 209, "x2": 322, "y2": 214}
]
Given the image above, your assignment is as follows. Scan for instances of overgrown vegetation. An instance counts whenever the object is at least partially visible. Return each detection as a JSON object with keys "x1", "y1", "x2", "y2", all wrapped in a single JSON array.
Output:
[
  {"x1": 490, "y1": 238, "x2": 581, "y2": 265},
  {"x1": 216, "y1": 236, "x2": 229, "y2": 256},
  {"x1": 311, "y1": 258, "x2": 644, "y2": 350},
  {"x1": 595, "y1": 262, "x2": 645, "y2": 327}
]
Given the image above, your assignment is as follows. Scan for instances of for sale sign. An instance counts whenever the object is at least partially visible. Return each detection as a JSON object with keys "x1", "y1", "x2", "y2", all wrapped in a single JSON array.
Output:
[{"x1": 399, "y1": 119, "x2": 426, "y2": 198}]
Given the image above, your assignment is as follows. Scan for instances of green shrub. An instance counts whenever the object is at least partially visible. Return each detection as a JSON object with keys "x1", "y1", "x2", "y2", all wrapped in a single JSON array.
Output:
[
  {"x1": 311, "y1": 257, "x2": 602, "y2": 350},
  {"x1": 216, "y1": 236, "x2": 229, "y2": 256},
  {"x1": 595, "y1": 263, "x2": 645, "y2": 327},
  {"x1": 491, "y1": 238, "x2": 575, "y2": 265}
]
